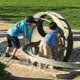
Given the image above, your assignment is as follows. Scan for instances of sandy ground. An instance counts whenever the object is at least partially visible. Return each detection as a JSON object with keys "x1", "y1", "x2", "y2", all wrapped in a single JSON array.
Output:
[
  {"x1": 0, "y1": 21, "x2": 13, "y2": 30},
  {"x1": 5, "y1": 61, "x2": 65, "y2": 79},
  {"x1": 0, "y1": 21, "x2": 80, "y2": 80}
]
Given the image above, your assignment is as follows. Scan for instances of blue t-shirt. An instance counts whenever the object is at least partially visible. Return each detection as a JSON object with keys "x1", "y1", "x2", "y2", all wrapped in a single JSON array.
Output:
[
  {"x1": 44, "y1": 30, "x2": 57, "y2": 48},
  {"x1": 7, "y1": 20, "x2": 33, "y2": 39}
]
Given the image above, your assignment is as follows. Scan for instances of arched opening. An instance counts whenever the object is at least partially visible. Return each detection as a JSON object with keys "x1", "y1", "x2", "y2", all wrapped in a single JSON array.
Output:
[{"x1": 24, "y1": 11, "x2": 73, "y2": 62}]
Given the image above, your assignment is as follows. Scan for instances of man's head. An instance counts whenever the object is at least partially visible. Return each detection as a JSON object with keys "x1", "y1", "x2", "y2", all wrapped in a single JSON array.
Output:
[
  {"x1": 26, "y1": 16, "x2": 36, "y2": 23},
  {"x1": 26, "y1": 16, "x2": 36, "y2": 28},
  {"x1": 49, "y1": 22, "x2": 58, "y2": 30}
]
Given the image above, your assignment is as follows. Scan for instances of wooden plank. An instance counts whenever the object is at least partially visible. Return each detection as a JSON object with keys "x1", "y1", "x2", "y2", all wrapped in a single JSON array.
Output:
[{"x1": 19, "y1": 49, "x2": 80, "y2": 69}]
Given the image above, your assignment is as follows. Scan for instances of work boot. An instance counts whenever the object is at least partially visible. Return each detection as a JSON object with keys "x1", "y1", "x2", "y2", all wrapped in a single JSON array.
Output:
[
  {"x1": 12, "y1": 56, "x2": 19, "y2": 60},
  {"x1": 32, "y1": 61, "x2": 38, "y2": 66},
  {"x1": 5, "y1": 53, "x2": 10, "y2": 57}
]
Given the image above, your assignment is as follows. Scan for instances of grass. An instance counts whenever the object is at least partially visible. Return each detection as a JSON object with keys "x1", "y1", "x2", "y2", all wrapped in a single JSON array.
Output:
[{"x1": 0, "y1": 0, "x2": 80, "y2": 29}]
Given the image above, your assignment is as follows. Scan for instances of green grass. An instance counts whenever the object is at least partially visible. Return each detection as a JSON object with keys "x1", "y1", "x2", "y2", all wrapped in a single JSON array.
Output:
[{"x1": 0, "y1": 0, "x2": 80, "y2": 29}]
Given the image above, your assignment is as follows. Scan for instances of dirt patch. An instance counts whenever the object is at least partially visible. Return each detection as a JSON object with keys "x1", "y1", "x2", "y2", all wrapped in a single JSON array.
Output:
[{"x1": 0, "y1": 21, "x2": 13, "y2": 31}]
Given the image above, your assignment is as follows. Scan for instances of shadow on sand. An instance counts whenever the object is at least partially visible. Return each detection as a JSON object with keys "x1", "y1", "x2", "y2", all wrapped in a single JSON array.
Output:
[{"x1": 12, "y1": 76, "x2": 53, "y2": 80}]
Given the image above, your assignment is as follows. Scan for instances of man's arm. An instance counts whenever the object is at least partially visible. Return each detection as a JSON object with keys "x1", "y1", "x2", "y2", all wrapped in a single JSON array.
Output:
[
  {"x1": 23, "y1": 33, "x2": 31, "y2": 45},
  {"x1": 24, "y1": 29, "x2": 33, "y2": 45}
]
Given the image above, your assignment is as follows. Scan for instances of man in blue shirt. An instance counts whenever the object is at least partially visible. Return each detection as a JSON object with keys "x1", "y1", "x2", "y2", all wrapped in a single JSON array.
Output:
[
  {"x1": 5, "y1": 16, "x2": 36, "y2": 59},
  {"x1": 39, "y1": 22, "x2": 57, "y2": 59}
]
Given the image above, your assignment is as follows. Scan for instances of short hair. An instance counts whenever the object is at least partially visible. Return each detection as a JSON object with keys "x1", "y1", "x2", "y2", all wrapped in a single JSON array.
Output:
[
  {"x1": 26, "y1": 16, "x2": 36, "y2": 23},
  {"x1": 49, "y1": 22, "x2": 58, "y2": 30}
]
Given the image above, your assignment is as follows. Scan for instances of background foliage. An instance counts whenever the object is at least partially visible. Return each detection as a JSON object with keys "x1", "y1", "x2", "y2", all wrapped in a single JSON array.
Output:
[{"x1": 0, "y1": 0, "x2": 80, "y2": 29}]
